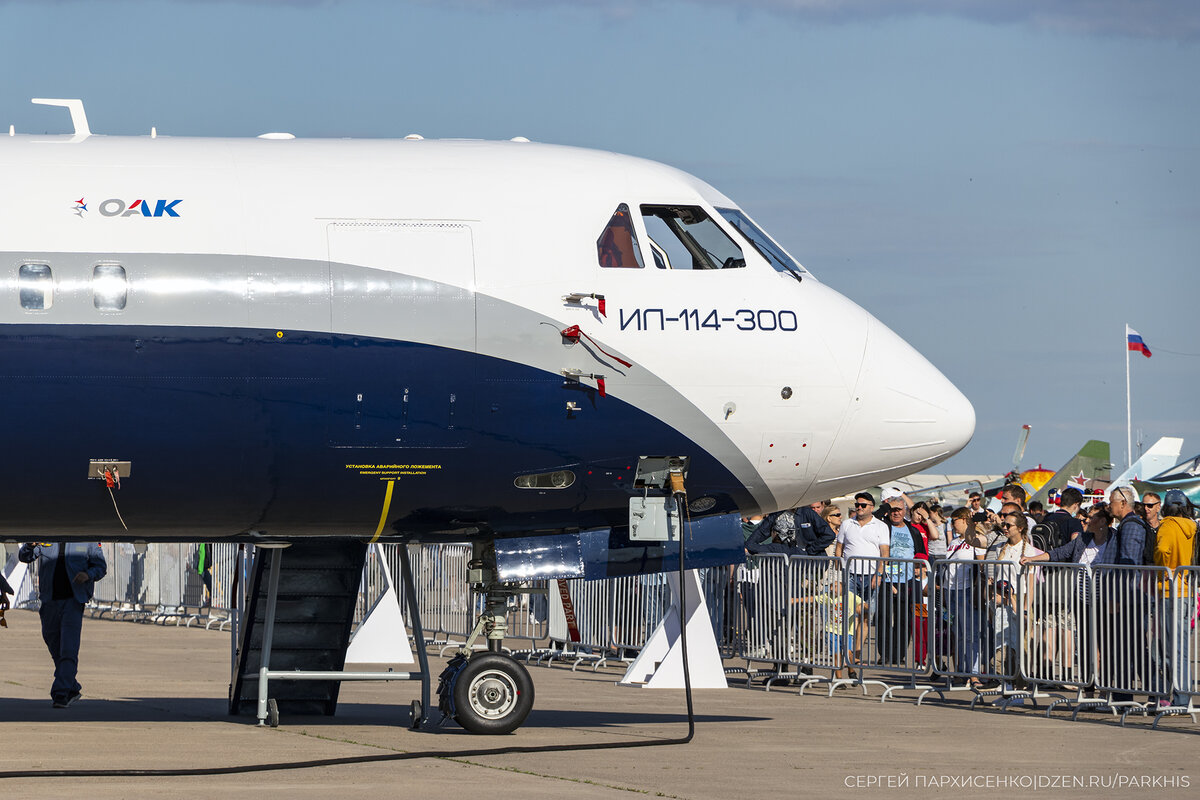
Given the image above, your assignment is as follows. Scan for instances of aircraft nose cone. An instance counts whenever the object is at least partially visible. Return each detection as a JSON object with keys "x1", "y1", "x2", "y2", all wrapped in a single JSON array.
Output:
[{"x1": 825, "y1": 318, "x2": 974, "y2": 488}]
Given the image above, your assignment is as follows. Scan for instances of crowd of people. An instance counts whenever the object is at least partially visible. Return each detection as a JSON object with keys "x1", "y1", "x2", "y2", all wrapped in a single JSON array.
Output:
[{"x1": 738, "y1": 483, "x2": 1199, "y2": 703}]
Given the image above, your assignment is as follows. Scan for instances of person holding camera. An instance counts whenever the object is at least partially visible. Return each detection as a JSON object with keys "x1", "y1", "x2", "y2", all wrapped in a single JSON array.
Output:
[
  {"x1": 986, "y1": 511, "x2": 1044, "y2": 686},
  {"x1": 945, "y1": 508, "x2": 987, "y2": 680},
  {"x1": 745, "y1": 503, "x2": 835, "y2": 558},
  {"x1": 18, "y1": 541, "x2": 107, "y2": 708}
]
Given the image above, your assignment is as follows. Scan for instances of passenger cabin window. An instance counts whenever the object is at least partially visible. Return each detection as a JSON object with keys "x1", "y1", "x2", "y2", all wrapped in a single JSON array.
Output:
[
  {"x1": 640, "y1": 205, "x2": 744, "y2": 270},
  {"x1": 18, "y1": 264, "x2": 54, "y2": 310},
  {"x1": 92, "y1": 264, "x2": 128, "y2": 310},
  {"x1": 596, "y1": 204, "x2": 645, "y2": 268},
  {"x1": 717, "y1": 207, "x2": 807, "y2": 279}
]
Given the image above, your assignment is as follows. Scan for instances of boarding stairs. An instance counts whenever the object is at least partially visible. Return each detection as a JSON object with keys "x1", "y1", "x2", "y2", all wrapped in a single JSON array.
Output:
[
  {"x1": 227, "y1": 539, "x2": 431, "y2": 727},
  {"x1": 228, "y1": 540, "x2": 367, "y2": 717}
]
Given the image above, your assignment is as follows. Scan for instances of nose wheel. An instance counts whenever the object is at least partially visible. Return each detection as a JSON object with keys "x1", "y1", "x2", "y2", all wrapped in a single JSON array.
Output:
[{"x1": 443, "y1": 652, "x2": 535, "y2": 734}]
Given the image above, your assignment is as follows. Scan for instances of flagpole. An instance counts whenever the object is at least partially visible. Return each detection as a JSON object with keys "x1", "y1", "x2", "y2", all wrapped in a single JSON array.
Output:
[{"x1": 1125, "y1": 323, "x2": 1132, "y2": 470}]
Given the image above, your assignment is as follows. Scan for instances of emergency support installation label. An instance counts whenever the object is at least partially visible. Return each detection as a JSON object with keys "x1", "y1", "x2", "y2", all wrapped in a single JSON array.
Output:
[{"x1": 345, "y1": 463, "x2": 443, "y2": 480}]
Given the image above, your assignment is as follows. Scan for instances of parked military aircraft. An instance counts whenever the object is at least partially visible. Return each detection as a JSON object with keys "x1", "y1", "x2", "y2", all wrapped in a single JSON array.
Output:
[
  {"x1": 1028, "y1": 440, "x2": 1113, "y2": 507},
  {"x1": 1132, "y1": 452, "x2": 1200, "y2": 506},
  {"x1": 1104, "y1": 437, "x2": 1184, "y2": 501}
]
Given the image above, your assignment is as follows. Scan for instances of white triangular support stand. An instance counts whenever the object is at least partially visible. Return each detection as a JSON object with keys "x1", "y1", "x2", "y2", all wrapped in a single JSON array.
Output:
[
  {"x1": 346, "y1": 544, "x2": 413, "y2": 664},
  {"x1": 4, "y1": 561, "x2": 31, "y2": 607},
  {"x1": 618, "y1": 569, "x2": 728, "y2": 689}
]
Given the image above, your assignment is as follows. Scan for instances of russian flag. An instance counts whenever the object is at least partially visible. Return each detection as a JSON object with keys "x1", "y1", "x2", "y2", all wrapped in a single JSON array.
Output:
[{"x1": 1127, "y1": 325, "x2": 1152, "y2": 358}]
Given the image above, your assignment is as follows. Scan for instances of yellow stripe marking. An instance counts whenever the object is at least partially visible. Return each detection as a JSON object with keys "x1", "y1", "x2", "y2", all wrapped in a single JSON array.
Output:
[{"x1": 371, "y1": 480, "x2": 396, "y2": 542}]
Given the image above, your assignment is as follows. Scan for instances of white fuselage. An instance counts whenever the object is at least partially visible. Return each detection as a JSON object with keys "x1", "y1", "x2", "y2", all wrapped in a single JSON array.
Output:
[{"x1": 0, "y1": 130, "x2": 973, "y2": 537}]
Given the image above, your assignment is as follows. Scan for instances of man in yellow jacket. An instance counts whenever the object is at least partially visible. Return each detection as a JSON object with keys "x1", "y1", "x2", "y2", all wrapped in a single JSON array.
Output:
[{"x1": 1154, "y1": 490, "x2": 1197, "y2": 707}]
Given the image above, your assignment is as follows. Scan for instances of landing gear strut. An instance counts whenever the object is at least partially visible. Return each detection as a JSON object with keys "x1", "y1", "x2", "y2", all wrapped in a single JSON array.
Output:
[{"x1": 437, "y1": 540, "x2": 535, "y2": 734}]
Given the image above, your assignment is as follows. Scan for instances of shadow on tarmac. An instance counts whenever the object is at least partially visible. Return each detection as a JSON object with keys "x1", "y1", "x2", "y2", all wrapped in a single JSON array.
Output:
[{"x1": 0, "y1": 695, "x2": 765, "y2": 731}]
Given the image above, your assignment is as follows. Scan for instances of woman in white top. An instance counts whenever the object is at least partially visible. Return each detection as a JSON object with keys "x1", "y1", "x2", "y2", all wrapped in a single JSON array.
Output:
[
  {"x1": 987, "y1": 511, "x2": 1044, "y2": 679},
  {"x1": 944, "y1": 507, "x2": 987, "y2": 679}
]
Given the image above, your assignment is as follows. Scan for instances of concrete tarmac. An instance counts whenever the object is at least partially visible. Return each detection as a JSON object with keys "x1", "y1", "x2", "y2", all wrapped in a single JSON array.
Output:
[{"x1": 0, "y1": 610, "x2": 1196, "y2": 799}]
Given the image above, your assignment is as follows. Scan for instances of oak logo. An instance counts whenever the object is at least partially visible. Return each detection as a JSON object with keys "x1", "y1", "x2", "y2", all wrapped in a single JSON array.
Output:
[{"x1": 86, "y1": 198, "x2": 183, "y2": 218}]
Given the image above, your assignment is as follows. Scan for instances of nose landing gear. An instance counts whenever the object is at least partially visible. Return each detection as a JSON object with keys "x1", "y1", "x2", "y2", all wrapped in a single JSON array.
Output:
[{"x1": 436, "y1": 540, "x2": 537, "y2": 734}]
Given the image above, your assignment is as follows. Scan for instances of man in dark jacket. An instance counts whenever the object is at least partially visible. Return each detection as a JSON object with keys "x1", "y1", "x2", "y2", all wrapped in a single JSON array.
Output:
[
  {"x1": 745, "y1": 504, "x2": 836, "y2": 557},
  {"x1": 18, "y1": 541, "x2": 107, "y2": 707},
  {"x1": 1040, "y1": 487, "x2": 1085, "y2": 550},
  {"x1": 1021, "y1": 505, "x2": 1112, "y2": 689},
  {"x1": 1106, "y1": 487, "x2": 1148, "y2": 566},
  {"x1": 1094, "y1": 487, "x2": 1149, "y2": 701}
]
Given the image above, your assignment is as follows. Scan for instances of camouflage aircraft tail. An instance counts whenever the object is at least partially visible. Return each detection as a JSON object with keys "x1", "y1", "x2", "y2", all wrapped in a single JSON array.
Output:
[{"x1": 1029, "y1": 440, "x2": 1113, "y2": 507}]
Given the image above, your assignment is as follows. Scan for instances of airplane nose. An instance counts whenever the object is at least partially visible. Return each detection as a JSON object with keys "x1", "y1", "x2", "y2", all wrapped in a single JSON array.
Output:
[{"x1": 820, "y1": 317, "x2": 974, "y2": 491}]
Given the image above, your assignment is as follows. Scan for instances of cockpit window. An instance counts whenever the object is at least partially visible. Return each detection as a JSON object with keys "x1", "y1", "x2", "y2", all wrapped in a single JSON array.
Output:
[
  {"x1": 717, "y1": 207, "x2": 807, "y2": 279},
  {"x1": 640, "y1": 205, "x2": 745, "y2": 270},
  {"x1": 596, "y1": 204, "x2": 645, "y2": 269}
]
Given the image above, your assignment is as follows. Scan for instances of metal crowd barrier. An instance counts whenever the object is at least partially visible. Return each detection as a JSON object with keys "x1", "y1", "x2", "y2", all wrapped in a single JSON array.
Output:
[
  {"x1": 6, "y1": 534, "x2": 1199, "y2": 732},
  {"x1": 5, "y1": 542, "x2": 238, "y2": 630},
  {"x1": 699, "y1": 565, "x2": 738, "y2": 659},
  {"x1": 1082, "y1": 564, "x2": 1165, "y2": 718},
  {"x1": 544, "y1": 576, "x2": 613, "y2": 668},
  {"x1": 88, "y1": 542, "x2": 238, "y2": 629},
  {"x1": 1163, "y1": 566, "x2": 1199, "y2": 725},
  {"x1": 405, "y1": 542, "x2": 441, "y2": 647},
  {"x1": 841, "y1": 556, "x2": 932, "y2": 699},
  {"x1": 741, "y1": 554, "x2": 791, "y2": 668},
  {"x1": 751, "y1": 555, "x2": 844, "y2": 691},
  {"x1": 611, "y1": 574, "x2": 671, "y2": 654},
  {"x1": 432, "y1": 544, "x2": 476, "y2": 649},
  {"x1": 926, "y1": 558, "x2": 987, "y2": 691},
  {"x1": 1020, "y1": 562, "x2": 1092, "y2": 692}
]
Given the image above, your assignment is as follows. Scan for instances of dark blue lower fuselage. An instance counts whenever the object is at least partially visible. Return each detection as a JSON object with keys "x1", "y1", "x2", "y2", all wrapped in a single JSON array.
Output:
[{"x1": 1, "y1": 324, "x2": 750, "y2": 540}]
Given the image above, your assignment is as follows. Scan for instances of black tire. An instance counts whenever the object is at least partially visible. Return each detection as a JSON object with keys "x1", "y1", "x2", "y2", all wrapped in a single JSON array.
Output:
[
  {"x1": 266, "y1": 698, "x2": 280, "y2": 728},
  {"x1": 452, "y1": 652, "x2": 535, "y2": 734}
]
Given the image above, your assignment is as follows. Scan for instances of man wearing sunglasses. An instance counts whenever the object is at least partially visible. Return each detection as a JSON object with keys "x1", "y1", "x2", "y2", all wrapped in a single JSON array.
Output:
[
  {"x1": 1141, "y1": 492, "x2": 1162, "y2": 531},
  {"x1": 835, "y1": 492, "x2": 890, "y2": 665},
  {"x1": 1102, "y1": 486, "x2": 1152, "y2": 703},
  {"x1": 968, "y1": 492, "x2": 985, "y2": 517},
  {"x1": 877, "y1": 501, "x2": 929, "y2": 665}
]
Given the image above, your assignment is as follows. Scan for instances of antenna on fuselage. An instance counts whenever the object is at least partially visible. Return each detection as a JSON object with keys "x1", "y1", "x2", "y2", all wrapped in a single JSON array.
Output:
[{"x1": 31, "y1": 98, "x2": 92, "y2": 140}]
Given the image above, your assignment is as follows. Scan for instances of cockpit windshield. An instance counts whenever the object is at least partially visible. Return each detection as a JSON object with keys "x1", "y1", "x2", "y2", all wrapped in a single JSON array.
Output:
[
  {"x1": 640, "y1": 205, "x2": 745, "y2": 270},
  {"x1": 717, "y1": 208, "x2": 808, "y2": 280}
]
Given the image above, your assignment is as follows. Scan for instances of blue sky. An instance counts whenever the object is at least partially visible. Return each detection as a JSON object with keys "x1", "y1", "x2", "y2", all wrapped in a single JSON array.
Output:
[{"x1": 3, "y1": 0, "x2": 1198, "y2": 475}]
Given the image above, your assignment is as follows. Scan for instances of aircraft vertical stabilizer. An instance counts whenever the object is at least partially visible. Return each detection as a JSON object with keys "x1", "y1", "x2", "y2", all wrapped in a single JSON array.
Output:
[
  {"x1": 1029, "y1": 440, "x2": 1112, "y2": 506},
  {"x1": 1105, "y1": 437, "x2": 1184, "y2": 498}
]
